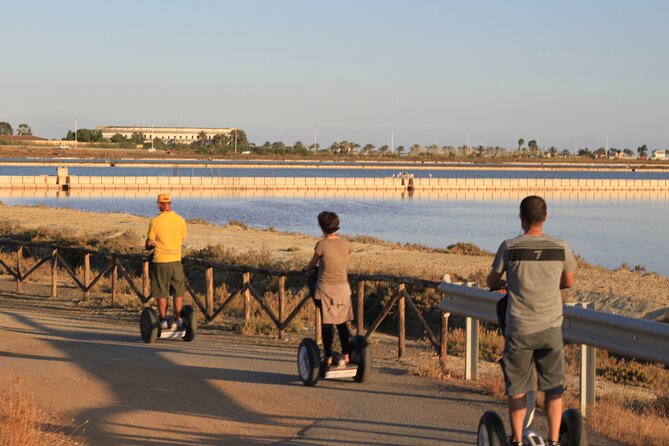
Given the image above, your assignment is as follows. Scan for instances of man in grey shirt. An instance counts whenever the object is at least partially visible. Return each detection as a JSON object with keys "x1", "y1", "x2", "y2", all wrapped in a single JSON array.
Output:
[{"x1": 487, "y1": 196, "x2": 576, "y2": 446}]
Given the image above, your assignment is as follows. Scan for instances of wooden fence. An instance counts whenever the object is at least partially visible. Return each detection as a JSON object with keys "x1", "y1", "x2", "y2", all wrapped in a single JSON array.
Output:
[{"x1": 0, "y1": 239, "x2": 454, "y2": 364}]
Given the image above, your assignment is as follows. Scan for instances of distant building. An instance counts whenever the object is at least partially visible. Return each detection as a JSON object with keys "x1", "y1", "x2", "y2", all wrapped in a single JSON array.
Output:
[
  {"x1": 97, "y1": 126, "x2": 238, "y2": 143},
  {"x1": 652, "y1": 149, "x2": 667, "y2": 160}
]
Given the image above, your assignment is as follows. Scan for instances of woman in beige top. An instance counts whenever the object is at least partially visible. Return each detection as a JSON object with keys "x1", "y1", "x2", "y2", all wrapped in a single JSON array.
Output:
[{"x1": 303, "y1": 211, "x2": 354, "y2": 366}]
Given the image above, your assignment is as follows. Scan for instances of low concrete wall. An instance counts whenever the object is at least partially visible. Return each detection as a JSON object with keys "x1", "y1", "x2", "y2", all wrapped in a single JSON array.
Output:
[{"x1": 1, "y1": 175, "x2": 667, "y2": 193}]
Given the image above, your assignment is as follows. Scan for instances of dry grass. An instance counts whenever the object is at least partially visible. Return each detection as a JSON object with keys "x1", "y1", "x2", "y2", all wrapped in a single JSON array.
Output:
[{"x1": 0, "y1": 379, "x2": 80, "y2": 446}]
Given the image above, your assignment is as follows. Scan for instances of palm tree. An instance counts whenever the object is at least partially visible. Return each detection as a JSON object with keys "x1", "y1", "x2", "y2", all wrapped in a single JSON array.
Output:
[{"x1": 517, "y1": 138, "x2": 525, "y2": 152}]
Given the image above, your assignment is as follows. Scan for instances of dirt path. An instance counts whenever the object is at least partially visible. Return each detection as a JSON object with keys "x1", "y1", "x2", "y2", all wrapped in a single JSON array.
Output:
[
  {"x1": 0, "y1": 291, "x2": 619, "y2": 445},
  {"x1": 1, "y1": 204, "x2": 668, "y2": 319}
]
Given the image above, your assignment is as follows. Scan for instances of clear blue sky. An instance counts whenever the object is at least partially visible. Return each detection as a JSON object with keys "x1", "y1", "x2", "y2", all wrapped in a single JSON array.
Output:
[{"x1": 1, "y1": 0, "x2": 667, "y2": 150}]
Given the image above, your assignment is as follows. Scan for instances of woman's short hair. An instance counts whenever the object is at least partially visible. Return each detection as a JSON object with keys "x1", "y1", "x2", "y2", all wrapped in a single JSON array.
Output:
[
  {"x1": 520, "y1": 195, "x2": 547, "y2": 224},
  {"x1": 318, "y1": 211, "x2": 340, "y2": 234}
]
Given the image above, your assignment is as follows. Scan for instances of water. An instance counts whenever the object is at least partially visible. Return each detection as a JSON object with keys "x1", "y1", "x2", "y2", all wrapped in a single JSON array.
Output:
[
  {"x1": 2, "y1": 191, "x2": 667, "y2": 276},
  {"x1": 2, "y1": 164, "x2": 669, "y2": 179}
]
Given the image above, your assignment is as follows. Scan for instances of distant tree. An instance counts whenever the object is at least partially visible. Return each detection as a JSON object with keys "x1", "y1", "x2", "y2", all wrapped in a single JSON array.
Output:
[
  {"x1": 129, "y1": 132, "x2": 145, "y2": 144},
  {"x1": 517, "y1": 138, "x2": 525, "y2": 151},
  {"x1": 261, "y1": 141, "x2": 271, "y2": 149},
  {"x1": 378, "y1": 144, "x2": 389, "y2": 153},
  {"x1": 578, "y1": 148, "x2": 592, "y2": 157},
  {"x1": 637, "y1": 144, "x2": 648, "y2": 156},
  {"x1": 548, "y1": 147, "x2": 557, "y2": 157},
  {"x1": 560, "y1": 149, "x2": 571, "y2": 157},
  {"x1": 152, "y1": 138, "x2": 166, "y2": 149},
  {"x1": 397, "y1": 145, "x2": 405, "y2": 156},
  {"x1": 16, "y1": 123, "x2": 32, "y2": 135},
  {"x1": 623, "y1": 148, "x2": 634, "y2": 157},
  {"x1": 528, "y1": 139, "x2": 537, "y2": 150},
  {"x1": 67, "y1": 128, "x2": 104, "y2": 142},
  {"x1": 0, "y1": 122, "x2": 13, "y2": 135},
  {"x1": 232, "y1": 129, "x2": 248, "y2": 147},
  {"x1": 309, "y1": 143, "x2": 320, "y2": 151},
  {"x1": 65, "y1": 130, "x2": 74, "y2": 141},
  {"x1": 293, "y1": 141, "x2": 306, "y2": 151},
  {"x1": 329, "y1": 141, "x2": 341, "y2": 154},
  {"x1": 110, "y1": 133, "x2": 127, "y2": 143},
  {"x1": 362, "y1": 144, "x2": 375, "y2": 154},
  {"x1": 198, "y1": 131, "x2": 208, "y2": 143},
  {"x1": 593, "y1": 147, "x2": 606, "y2": 157}
]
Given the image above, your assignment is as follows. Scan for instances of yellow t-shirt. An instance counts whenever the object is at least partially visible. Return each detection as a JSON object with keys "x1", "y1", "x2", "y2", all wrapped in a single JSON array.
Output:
[{"x1": 147, "y1": 211, "x2": 187, "y2": 263}]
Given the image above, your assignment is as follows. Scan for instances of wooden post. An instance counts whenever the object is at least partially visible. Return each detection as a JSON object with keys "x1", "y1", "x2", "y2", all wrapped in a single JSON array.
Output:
[
  {"x1": 16, "y1": 246, "x2": 23, "y2": 293},
  {"x1": 315, "y1": 303, "x2": 322, "y2": 345},
  {"x1": 440, "y1": 311, "x2": 450, "y2": 369},
  {"x1": 83, "y1": 253, "x2": 91, "y2": 299},
  {"x1": 142, "y1": 260, "x2": 150, "y2": 300},
  {"x1": 111, "y1": 259, "x2": 118, "y2": 307},
  {"x1": 398, "y1": 283, "x2": 406, "y2": 359},
  {"x1": 243, "y1": 272, "x2": 251, "y2": 321},
  {"x1": 278, "y1": 276, "x2": 286, "y2": 339},
  {"x1": 357, "y1": 280, "x2": 365, "y2": 334},
  {"x1": 205, "y1": 267, "x2": 214, "y2": 319},
  {"x1": 51, "y1": 248, "x2": 58, "y2": 298}
]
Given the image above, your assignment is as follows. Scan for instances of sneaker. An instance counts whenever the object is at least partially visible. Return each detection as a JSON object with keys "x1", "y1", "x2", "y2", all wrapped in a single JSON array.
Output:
[
  {"x1": 159, "y1": 319, "x2": 169, "y2": 330},
  {"x1": 336, "y1": 358, "x2": 347, "y2": 368}
]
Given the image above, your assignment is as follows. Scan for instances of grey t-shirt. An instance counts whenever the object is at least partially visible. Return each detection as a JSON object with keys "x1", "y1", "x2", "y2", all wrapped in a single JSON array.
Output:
[{"x1": 492, "y1": 234, "x2": 577, "y2": 336}]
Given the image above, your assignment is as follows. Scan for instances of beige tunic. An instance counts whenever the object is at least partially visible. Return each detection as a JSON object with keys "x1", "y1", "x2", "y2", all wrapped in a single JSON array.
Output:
[{"x1": 314, "y1": 236, "x2": 353, "y2": 324}]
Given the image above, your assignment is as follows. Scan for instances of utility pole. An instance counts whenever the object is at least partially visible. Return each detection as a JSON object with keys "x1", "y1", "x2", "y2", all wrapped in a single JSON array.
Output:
[{"x1": 390, "y1": 128, "x2": 394, "y2": 154}]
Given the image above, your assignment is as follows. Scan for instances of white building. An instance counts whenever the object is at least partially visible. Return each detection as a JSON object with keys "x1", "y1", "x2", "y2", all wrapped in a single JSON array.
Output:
[{"x1": 97, "y1": 126, "x2": 238, "y2": 142}]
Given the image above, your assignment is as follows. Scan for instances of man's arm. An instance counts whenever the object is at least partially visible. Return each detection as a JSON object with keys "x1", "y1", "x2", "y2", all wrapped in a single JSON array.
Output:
[
  {"x1": 560, "y1": 271, "x2": 574, "y2": 289},
  {"x1": 146, "y1": 220, "x2": 156, "y2": 250},
  {"x1": 486, "y1": 270, "x2": 504, "y2": 291}
]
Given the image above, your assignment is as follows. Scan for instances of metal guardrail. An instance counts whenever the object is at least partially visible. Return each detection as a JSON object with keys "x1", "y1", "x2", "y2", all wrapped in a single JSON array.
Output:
[
  {"x1": 438, "y1": 281, "x2": 669, "y2": 414},
  {"x1": 438, "y1": 282, "x2": 669, "y2": 365}
]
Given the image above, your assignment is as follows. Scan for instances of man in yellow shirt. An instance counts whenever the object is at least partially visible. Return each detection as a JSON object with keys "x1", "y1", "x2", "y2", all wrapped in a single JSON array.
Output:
[{"x1": 146, "y1": 193, "x2": 187, "y2": 330}]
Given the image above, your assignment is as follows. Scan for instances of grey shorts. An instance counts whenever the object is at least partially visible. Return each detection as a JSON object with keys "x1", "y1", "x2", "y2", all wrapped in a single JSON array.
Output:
[
  {"x1": 151, "y1": 261, "x2": 186, "y2": 299},
  {"x1": 502, "y1": 326, "x2": 565, "y2": 397}
]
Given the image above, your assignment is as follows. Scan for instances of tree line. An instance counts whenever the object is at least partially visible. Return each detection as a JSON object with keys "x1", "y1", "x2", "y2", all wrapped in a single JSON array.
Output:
[{"x1": 0, "y1": 121, "x2": 32, "y2": 136}]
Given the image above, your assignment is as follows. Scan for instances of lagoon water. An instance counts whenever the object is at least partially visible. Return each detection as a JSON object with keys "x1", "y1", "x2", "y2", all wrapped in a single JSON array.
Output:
[{"x1": 1, "y1": 190, "x2": 667, "y2": 275}]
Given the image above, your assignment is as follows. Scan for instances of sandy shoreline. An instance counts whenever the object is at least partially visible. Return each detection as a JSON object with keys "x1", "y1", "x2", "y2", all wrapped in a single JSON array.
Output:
[{"x1": 0, "y1": 203, "x2": 667, "y2": 320}]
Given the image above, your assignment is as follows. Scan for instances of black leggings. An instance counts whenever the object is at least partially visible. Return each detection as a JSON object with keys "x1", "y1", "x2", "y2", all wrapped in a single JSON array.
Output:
[{"x1": 322, "y1": 323, "x2": 350, "y2": 358}]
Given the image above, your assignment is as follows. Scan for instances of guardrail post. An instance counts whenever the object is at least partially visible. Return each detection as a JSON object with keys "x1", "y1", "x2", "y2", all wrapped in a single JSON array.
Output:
[
  {"x1": 111, "y1": 259, "x2": 118, "y2": 307},
  {"x1": 205, "y1": 267, "x2": 214, "y2": 319},
  {"x1": 142, "y1": 260, "x2": 150, "y2": 300},
  {"x1": 440, "y1": 311, "x2": 450, "y2": 369},
  {"x1": 16, "y1": 246, "x2": 23, "y2": 293},
  {"x1": 578, "y1": 302, "x2": 596, "y2": 415},
  {"x1": 398, "y1": 283, "x2": 406, "y2": 359},
  {"x1": 243, "y1": 272, "x2": 251, "y2": 321},
  {"x1": 357, "y1": 280, "x2": 365, "y2": 335},
  {"x1": 83, "y1": 253, "x2": 91, "y2": 299},
  {"x1": 278, "y1": 276, "x2": 286, "y2": 339},
  {"x1": 315, "y1": 302, "x2": 322, "y2": 345},
  {"x1": 465, "y1": 316, "x2": 479, "y2": 380},
  {"x1": 51, "y1": 248, "x2": 58, "y2": 298}
]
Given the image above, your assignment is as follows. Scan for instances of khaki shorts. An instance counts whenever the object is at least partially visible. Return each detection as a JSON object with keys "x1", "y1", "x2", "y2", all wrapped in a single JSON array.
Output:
[
  {"x1": 151, "y1": 261, "x2": 186, "y2": 299},
  {"x1": 502, "y1": 326, "x2": 565, "y2": 397}
]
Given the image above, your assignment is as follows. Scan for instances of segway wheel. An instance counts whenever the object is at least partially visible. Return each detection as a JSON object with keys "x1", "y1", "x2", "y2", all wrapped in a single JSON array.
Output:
[
  {"x1": 180, "y1": 305, "x2": 196, "y2": 342},
  {"x1": 559, "y1": 408, "x2": 588, "y2": 446},
  {"x1": 298, "y1": 338, "x2": 321, "y2": 386},
  {"x1": 140, "y1": 307, "x2": 159, "y2": 343},
  {"x1": 350, "y1": 335, "x2": 371, "y2": 383},
  {"x1": 477, "y1": 411, "x2": 506, "y2": 446}
]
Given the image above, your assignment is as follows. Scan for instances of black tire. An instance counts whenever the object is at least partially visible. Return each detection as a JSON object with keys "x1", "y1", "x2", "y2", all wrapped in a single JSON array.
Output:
[
  {"x1": 350, "y1": 335, "x2": 371, "y2": 383},
  {"x1": 140, "y1": 307, "x2": 159, "y2": 343},
  {"x1": 477, "y1": 411, "x2": 506, "y2": 446},
  {"x1": 180, "y1": 305, "x2": 196, "y2": 342},
  {"x1": 560, "y1": 408, "x2": 588, "y2": 446},
  {"x1": 298, "y1": 338, "x2": 321, "y2": 386}
]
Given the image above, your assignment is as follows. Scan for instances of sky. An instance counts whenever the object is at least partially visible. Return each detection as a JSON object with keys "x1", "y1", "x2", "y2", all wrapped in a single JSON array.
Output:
[{"x1": 1, "y1": 0, "x2": 668, "y2": 150}]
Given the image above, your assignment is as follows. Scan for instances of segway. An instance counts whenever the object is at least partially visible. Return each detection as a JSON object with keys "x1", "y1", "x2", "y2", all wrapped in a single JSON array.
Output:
[
  {"x1": 476, "y1": 295, "x2": 588, "y2": 445},
  {"x1": 477, "y1": 399, "x2": 588, "y2": 446},
  {"x1": 140, "y1": 305, "x2": 196, "y2": 343},
  {"x1": 297, "y1": 334, "x2": 371, "y2": 386}
]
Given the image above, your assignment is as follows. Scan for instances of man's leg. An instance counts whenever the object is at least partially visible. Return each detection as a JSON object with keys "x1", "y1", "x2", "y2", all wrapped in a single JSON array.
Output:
[
  {"x1": 158, "y1": 298, "x2": 168, "y2": 320},
  {"x1": 173, "y1": 296, "x2": 183, "y2": 320},
  {"x1": 545, "y1": 392, "x2": 563, "y2": 443},
  {"x1": 508, "y1": 393, "x2": 527, "y2": 443}
]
